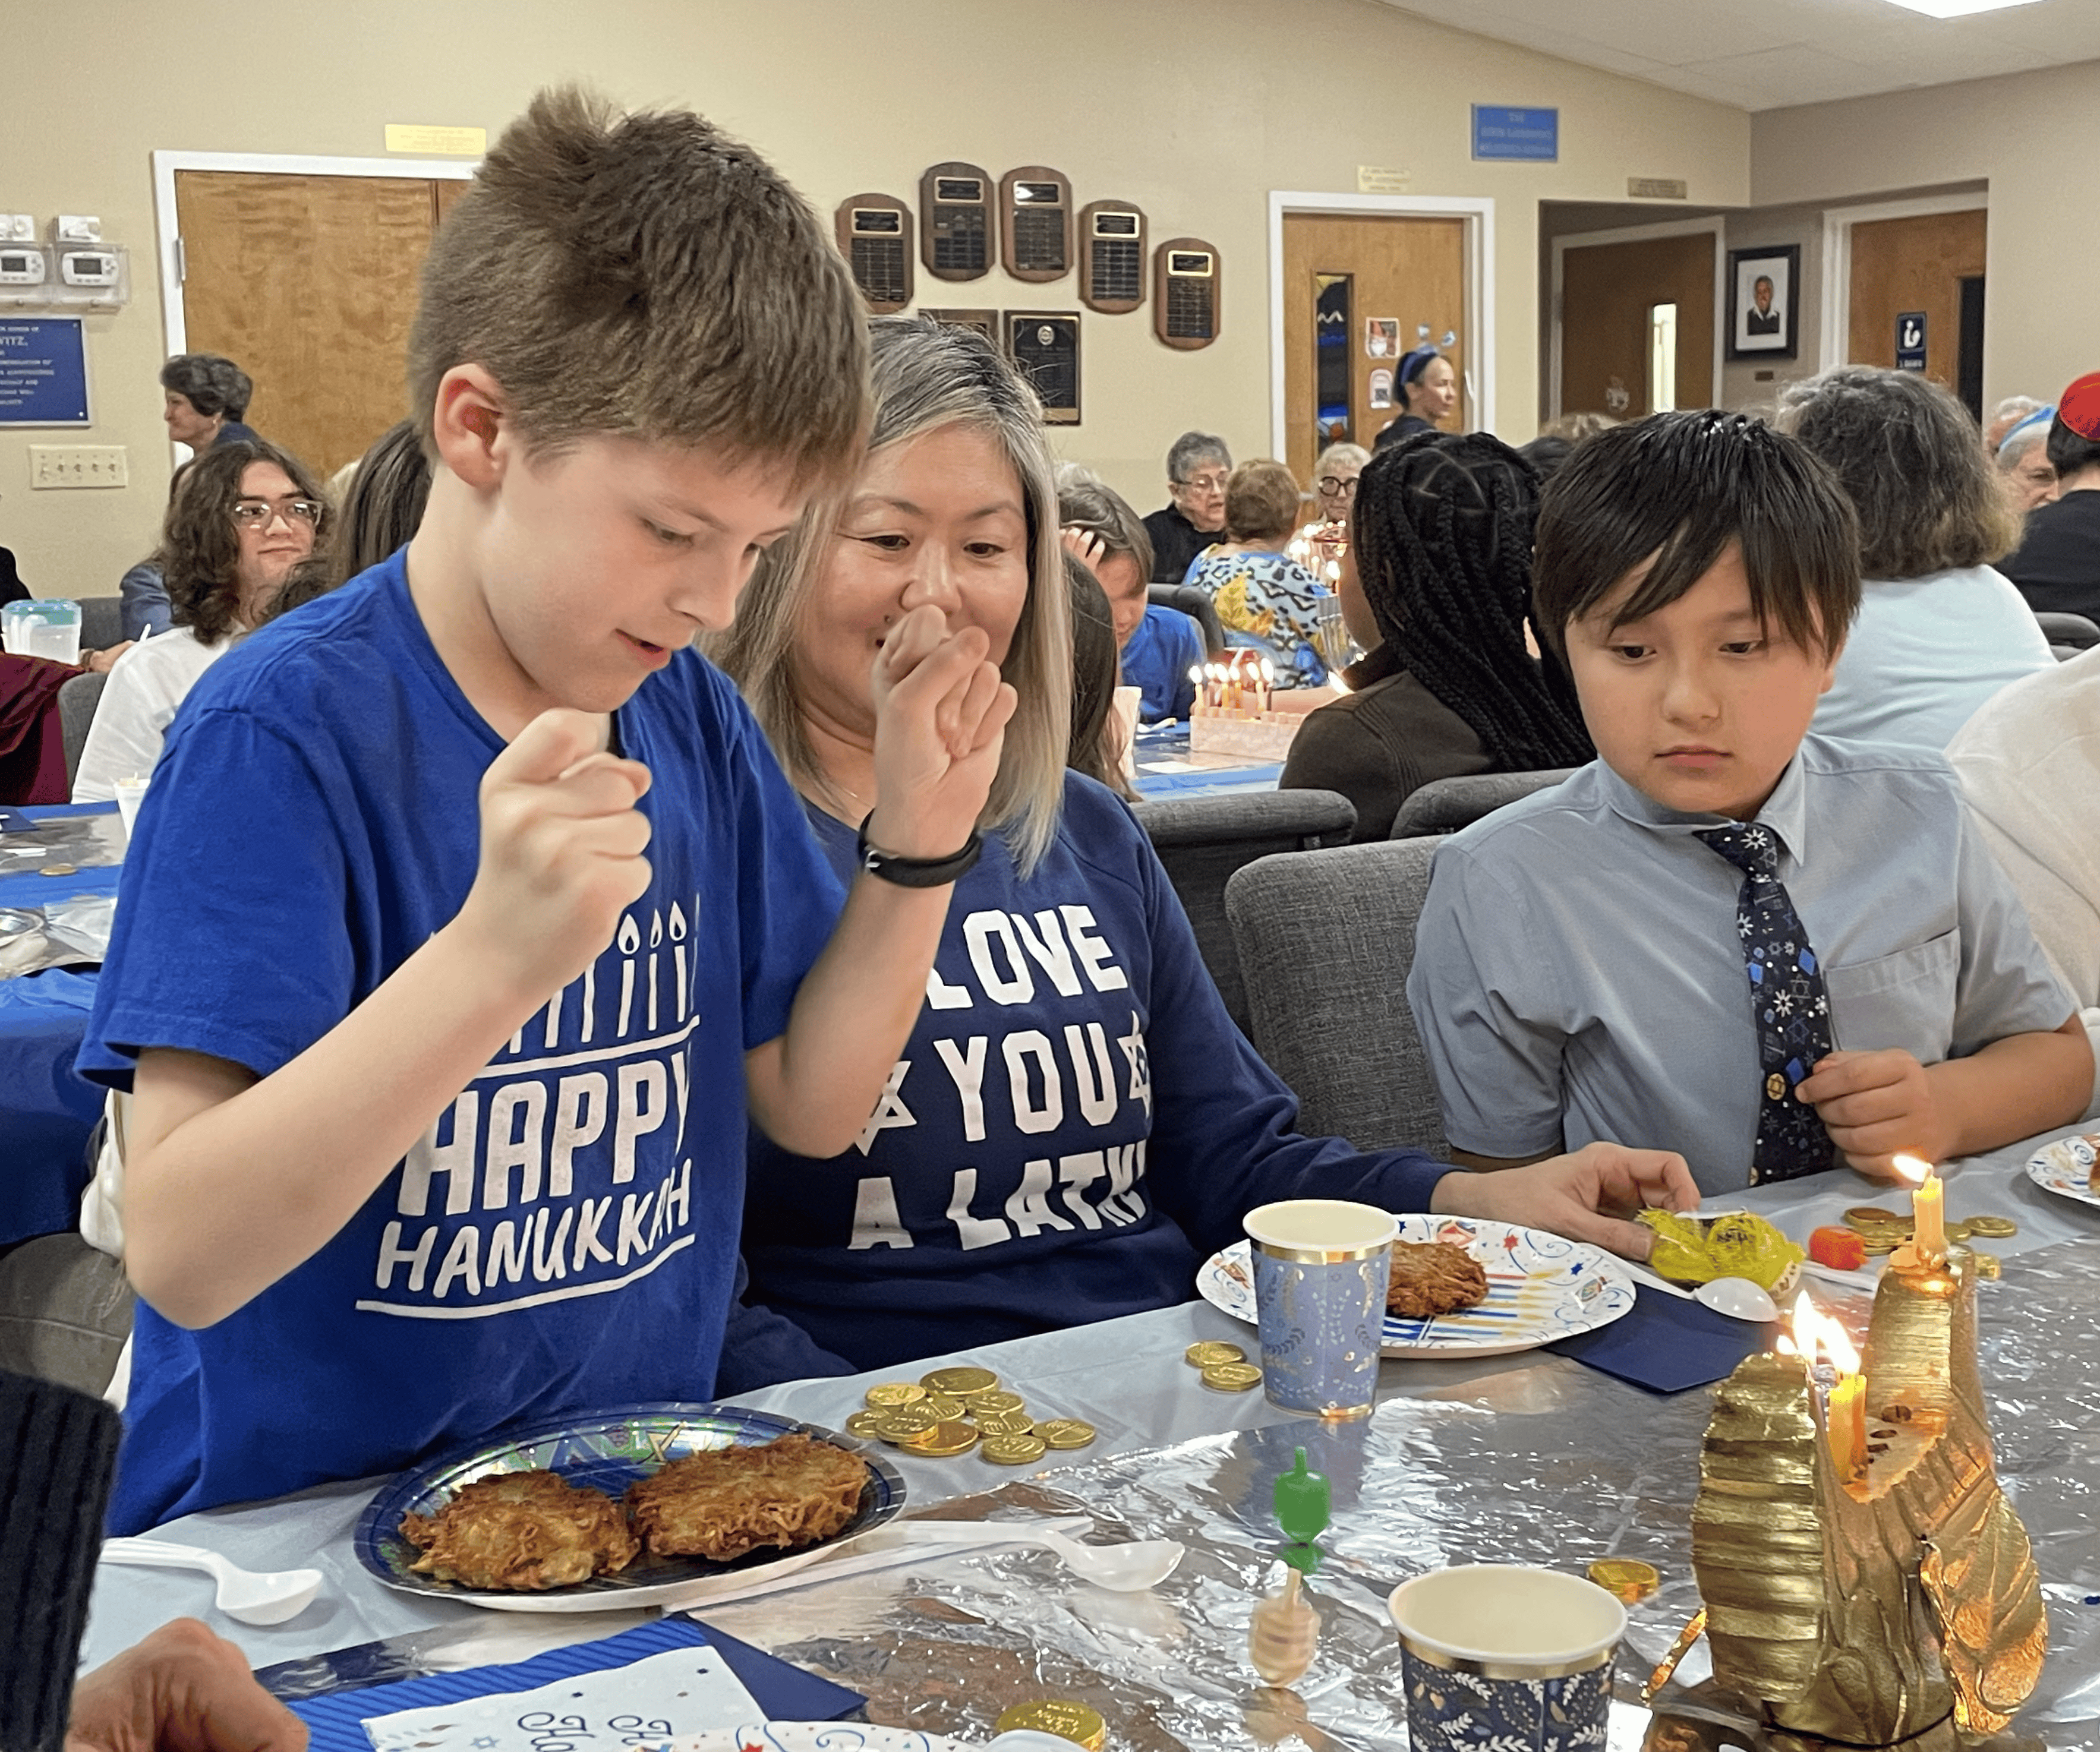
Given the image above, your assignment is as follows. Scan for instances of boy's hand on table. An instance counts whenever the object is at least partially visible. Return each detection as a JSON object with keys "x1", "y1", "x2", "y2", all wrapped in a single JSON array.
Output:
[
  {"x1": 67, "y1": 1618, "x2": 307, "y2": 1752},
  {"x1": 1431, "y1": 1141, "x2": 1699, "y2": 1261},
  {"x1": 457, "y1": 707, "x2": 654, "y2": 1001},
  {"x1": 1796, "y1": 1049, "x2": 1942, "y2": 1179},
  {"x1": 866, "y1": 601, "x2": 1017, "y2": 860}
]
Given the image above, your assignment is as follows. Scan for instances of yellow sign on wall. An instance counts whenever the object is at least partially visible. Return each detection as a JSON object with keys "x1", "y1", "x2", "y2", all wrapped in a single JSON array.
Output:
[{"x1": 385, "y1": 124, "x2": 487, "y2": 157}]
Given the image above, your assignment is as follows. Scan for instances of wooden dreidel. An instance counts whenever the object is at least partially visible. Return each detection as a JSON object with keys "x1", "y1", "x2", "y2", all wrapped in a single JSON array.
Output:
[{"x1": 1250, "y1": 1566, "x2": 1320, "y2": 1687}]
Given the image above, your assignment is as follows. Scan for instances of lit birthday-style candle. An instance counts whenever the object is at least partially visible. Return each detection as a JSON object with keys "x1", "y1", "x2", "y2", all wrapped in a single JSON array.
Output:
[
  {"x1": 1788, "y1": 1292, "x2": 1867, "y2": 1482},
  {"x1": 1893, "y1": 1153, "x2": 1945, "y2": 1265}
]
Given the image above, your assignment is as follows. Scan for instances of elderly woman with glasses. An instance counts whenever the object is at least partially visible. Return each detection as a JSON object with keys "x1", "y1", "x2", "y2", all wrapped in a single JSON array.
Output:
[
  {"x1": 72, "y1": 440, "x2": 330, "y2": 801},
  {"x1": 1143, "y1": 430, "x2": 1232, "y2": 583}
]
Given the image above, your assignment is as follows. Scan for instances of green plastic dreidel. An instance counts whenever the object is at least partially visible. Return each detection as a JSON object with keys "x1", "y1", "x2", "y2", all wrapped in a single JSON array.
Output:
[{"x1": 1275, "y1": 1447, "x2": 1330, "y2": 1548}]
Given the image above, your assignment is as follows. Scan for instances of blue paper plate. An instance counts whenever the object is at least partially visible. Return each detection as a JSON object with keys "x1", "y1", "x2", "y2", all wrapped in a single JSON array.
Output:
[{"x1": 354, "y1": 1401, "x2": 904, "y2": 1613}]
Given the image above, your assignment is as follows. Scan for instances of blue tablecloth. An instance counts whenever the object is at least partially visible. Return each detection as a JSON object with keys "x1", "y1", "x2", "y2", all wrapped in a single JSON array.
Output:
[
  {"x1": 1, "y1": 801, "x2": 115, "y2": 1246},
  {"x1": 1130, "y1": 724, "x2": 1283, "y2": 798}
]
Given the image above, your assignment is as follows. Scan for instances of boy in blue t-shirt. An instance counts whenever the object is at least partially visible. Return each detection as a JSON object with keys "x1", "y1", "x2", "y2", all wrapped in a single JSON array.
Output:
[
  {"x1": 1407, "y1": 412, "x2": 2090, "y2": 1194},
  {"x1": 81, "y1": 90, "x2": 1017, "y2": 1533},
  {"x1": 1057, "y1": 469, "x2": 1202, "y2": 722}
]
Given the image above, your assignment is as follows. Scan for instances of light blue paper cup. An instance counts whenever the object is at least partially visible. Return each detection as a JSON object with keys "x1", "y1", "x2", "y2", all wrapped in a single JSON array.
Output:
[
  {"x1": 1244, "y1": 1198, "x2": 1398, "y2": 1419},
  {"x1": 1389, "y1": 1564, "x2": 1626, "y2": 1752}
]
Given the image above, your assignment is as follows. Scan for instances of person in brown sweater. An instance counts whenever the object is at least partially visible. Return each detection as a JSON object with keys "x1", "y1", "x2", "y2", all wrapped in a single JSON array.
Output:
[{"x1": 1282, "y1": 431, "x2": 1592, "y2": 840}]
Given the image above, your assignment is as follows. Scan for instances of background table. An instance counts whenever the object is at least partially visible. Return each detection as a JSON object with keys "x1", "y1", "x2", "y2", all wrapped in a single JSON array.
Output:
[
  {"x1": 0, "y1": 801, "x2": 116, "y2": 1245},
  {"x1": 1129, "y1": 724, "x2": 1282, "y2": 798},
  {"x1": 79, "y1": 1120, "x2": 2100, "y2": 1684}
]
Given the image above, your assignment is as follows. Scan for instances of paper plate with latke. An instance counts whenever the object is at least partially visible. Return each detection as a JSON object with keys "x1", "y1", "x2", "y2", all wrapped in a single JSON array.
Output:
[
  {"x1": 2025, "y1": 1132, "x2": 2100, "y2": 1210},
  {"x1": 1197, "y1": 1216, "x2": 1636, "y2": 1359},
  {"x1": 355, "y1": 1401, "x2": 904, "y2": 1613}
]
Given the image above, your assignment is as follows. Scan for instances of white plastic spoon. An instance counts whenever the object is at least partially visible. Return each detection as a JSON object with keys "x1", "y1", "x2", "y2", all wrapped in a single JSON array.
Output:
[
  {"x1": 1694, "y1": 1276, "x2": 1780, "y2": 1322},
  {"x1": 99, "y1": 1537, "x2": 323, "y2": 1625}
]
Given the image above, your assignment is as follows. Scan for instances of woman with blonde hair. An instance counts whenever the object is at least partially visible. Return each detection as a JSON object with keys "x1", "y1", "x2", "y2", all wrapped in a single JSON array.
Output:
[{"x1": 714, "y1": 315, "x2": 1697, "y2": 1379}]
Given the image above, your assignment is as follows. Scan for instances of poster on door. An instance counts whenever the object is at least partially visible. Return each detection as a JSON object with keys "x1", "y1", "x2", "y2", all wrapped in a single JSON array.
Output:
[{"x1": 1366, "y1": 317, "x2": 1398, "y2": 358}]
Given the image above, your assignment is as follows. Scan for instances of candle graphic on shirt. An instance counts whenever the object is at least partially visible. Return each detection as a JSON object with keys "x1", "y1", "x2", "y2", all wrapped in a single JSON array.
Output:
[
  {"x1": 616, "y1": 913, "x2": 641, "y2": 1036},
  {"x1": 669, "y1": 901, "x2": 689, "y2": 1022},
  {"x1": 647, "y1": 909, "x2": 664, "y2": 1033}
]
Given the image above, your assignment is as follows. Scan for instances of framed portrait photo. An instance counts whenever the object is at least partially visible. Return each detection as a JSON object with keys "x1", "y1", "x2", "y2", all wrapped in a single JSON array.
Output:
[{"x1": 1727, "y1": 245, "x2": 1799, "y2": 360}]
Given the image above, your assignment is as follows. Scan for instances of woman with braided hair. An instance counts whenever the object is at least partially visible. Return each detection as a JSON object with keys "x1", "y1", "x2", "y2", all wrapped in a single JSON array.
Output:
[{"x1": 1281, "y1": 430, "x2": 1593, "y2": 841}]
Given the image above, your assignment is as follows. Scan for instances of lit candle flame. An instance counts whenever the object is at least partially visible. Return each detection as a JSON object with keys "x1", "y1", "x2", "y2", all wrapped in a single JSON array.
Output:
[{"x1": 1891, "y1": 1154, "x2": 1933, "y2": 1185}]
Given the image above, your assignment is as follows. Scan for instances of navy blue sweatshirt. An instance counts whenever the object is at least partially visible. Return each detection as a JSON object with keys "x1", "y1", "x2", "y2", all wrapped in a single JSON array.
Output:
[{"x1": 730, "y1": 774, "x2": 1449, "y2": 1381}]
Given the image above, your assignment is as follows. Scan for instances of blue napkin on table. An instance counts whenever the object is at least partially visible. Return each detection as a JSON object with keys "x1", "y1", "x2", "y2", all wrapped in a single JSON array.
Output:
[
  {"x1": 1545, "y1": 1285, "x2": 1771, "y2": 1393},
  {"x1": 284, "y1": 1618, "x2": 862, "y2": 1752}
]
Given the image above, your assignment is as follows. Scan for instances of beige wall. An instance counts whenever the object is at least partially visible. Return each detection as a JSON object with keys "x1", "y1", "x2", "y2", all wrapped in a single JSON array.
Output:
[
  {"x1": 1753, "y1": 59, "x2": 2100, "y2": 416},
  {"x1": 3, "y1": 0, "x2": 1748, "y2": 598}
]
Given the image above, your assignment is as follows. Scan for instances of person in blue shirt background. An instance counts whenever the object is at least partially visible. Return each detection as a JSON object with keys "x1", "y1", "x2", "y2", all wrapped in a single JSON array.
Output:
[
  {"x1": 1057, "y1": 465, "x2": 1203, "y2": 723},
  {"x1": 714, "y1": 315, "x2": 1697, "y2": 1384}
]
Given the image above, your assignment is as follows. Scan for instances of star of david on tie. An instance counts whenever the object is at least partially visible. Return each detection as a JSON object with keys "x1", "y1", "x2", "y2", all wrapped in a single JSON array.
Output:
[{"x1": 1695, "y1": 822, "x2": 1836, "y2": 1184}]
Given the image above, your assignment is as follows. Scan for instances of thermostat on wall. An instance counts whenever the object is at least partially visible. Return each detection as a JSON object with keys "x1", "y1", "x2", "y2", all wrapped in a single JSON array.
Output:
[
  {"x1": 58, "y1": 250, "x2": 120, "y2": 288},
  {"x1": 0, "y1": 247, "x2": 48, "y2": 285}
]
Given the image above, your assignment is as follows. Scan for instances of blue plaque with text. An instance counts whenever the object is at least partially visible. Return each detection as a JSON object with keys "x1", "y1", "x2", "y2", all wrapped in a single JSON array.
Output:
[
  {"x1": 1472, "y1": 106, "x2": 1559, "y2": 162},
  {"x1": 0, "y1": 318, "x2": 90, "y2": 425}
]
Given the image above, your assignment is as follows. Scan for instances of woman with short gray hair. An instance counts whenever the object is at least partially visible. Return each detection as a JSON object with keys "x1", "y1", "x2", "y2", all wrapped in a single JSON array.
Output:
[
  {"x1": 1777, "y1": 366, "x2": 2052, "y2": 750},
  {"x1": 1143, "y1": 430, "x2": 1231, "y2": 582},
  {"x1": 159, "y1": 353, "x2": 258, "y2": 451}
]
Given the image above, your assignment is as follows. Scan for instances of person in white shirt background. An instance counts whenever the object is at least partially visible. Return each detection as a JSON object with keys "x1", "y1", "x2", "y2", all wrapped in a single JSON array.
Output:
[
  {"x1": 1777, "y1": 367, "x2": 2054, "y2": 753},
  {"x1": 71, "y1": 440, "x2": 330, "y2": 804}
]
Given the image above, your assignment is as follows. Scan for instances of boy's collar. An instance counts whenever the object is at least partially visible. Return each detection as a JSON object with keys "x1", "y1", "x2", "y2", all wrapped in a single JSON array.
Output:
[{"x1": 1597, "y1": 752, "x2": 1808, "y2": 866}]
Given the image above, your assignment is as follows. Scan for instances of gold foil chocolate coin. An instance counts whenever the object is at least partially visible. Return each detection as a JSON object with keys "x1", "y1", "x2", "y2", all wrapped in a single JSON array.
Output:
[
  {"x1": 844, "y1": 1411, "x2": 884, "y2": 1438},
  {"x1": 1844, "y1": 1206, "x2": 1902, "y2": 1226},
  {"x1": 1185, "y1": 1340, "x2": 1246, "y2": 1368},
  {"x1": 994, "y1": 1702, "x2": 1107, "y2": 1750},
  {"x1": 1966, "y1": 1214, "x2": 2017, "y2": 1238},
  {"x1": 904, "y1": 1420, "x2": 980, "y2": 1457},
  {"x1": 865, "y1": 1382, "x2": 926, "y2": 1409},
  {"x1": 1588, "y1": 1558, "x2": 1661, "y2": 1604},
  {"x1": 873, "y1": 1406, "x2": 941, "y2": 1440},
  {"x1": 971, "y1": 1410, "x2": 1035, "y2": 1437},
  {"x1": 1972, "y1": 1251, "x2": 2002, "y2": 1279},
  {"x1": 1202, "y1": 1360, "x2": 1263, "y2": 1391},
  {"x1": 918, "y1": 1392, "x2": 966, "y2": 1420},
  {"x1": 967, "y1": 1389, "x2": 1026, "y2": 1416},
  {"x1": 921, "y1": 1366, "x2": 999, "y2": 1394},
  {"x1": 1036, "y1": 1419, "x2": 1098, "y2": 1450},
  {"x1": 982, "y1": 1432, "x2": 1049, "y2": 1465},
  {"x1": 40, "y1": 864, "x2": 78, "y2": 877}
]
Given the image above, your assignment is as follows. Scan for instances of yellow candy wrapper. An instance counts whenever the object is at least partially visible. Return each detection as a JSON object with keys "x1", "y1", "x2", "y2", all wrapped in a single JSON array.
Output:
[{"x1": 1637, "y1": 1209, "x2": 1805, "y2": 1293}]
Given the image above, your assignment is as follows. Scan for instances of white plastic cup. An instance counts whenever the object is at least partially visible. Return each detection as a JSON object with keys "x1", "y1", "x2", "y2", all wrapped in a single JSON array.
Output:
[
  {"x1": 1389, "y1": 1564, "x2": 1626, "y2": 1752},
  {"x1": 113, "y1": 775, "x2": 149, "y2": 841}
]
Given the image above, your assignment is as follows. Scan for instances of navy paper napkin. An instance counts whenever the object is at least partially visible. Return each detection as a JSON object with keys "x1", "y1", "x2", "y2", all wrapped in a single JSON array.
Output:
[
  {"x1": 1546, "y1": 1284, "x2": 1771, "y2": 1393},
  {"x1": 285, "y1": 1618, "x2": 862, "y2": 1752}
]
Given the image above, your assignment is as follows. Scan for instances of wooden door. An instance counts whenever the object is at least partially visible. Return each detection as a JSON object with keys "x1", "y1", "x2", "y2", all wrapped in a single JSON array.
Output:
[
  {"x1": 1846, "y1": 208, "x2": 1986, "y2": 392},
  {"x1": 1281, "y1": 214, "x2": 1467, "y2": 485},
  {"x1": 1559, "y1": 232, "x2": 1716, "y2": 419},
  {"x1": 175, "y1": 171, "x2": 469, "y2": 476}
]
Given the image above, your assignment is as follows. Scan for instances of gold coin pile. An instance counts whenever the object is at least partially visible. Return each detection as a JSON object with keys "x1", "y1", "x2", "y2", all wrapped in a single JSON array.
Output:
[
  {"x1": 1839, "y1": 1206, "x2": 2017, "y2": 1257},
  {"x1": 846, "y1": 1366, "x2": 1095, "y2": 1466},
  {"x1": 1186, "y1": 1339, "x2": 1263, "y2": 1392}
]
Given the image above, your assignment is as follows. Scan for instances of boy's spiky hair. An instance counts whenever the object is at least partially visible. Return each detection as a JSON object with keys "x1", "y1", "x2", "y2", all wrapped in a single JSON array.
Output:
[{"x1": 408, "y1": 87, "x2": 868, "y2": 487}]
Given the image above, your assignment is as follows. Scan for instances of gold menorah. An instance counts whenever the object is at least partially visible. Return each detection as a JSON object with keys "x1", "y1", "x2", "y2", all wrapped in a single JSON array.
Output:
[{"x1": 1691, "y1": 1245, "x2": 2047, "y2": 1744}]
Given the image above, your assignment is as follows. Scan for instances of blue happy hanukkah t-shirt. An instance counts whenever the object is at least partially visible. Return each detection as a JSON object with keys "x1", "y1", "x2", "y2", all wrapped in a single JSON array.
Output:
[
  {"x1": 736, "y1": 774, "x2": 1448, "y2": 1373},
  {"x1": 81, "y1": 551, "x2": 843, "y2": 1533}
]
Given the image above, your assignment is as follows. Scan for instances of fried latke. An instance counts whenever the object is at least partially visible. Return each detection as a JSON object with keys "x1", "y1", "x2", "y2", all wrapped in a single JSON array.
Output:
[
  {"x1": 625, "y1": 1432, "x2": 868, "y2": 1563},
  {"x1": 401, "y1": 1467, "x2": 640, "y2": 1592},
  {"x1": 1387, "y1": 1239, "x2": 1490, "y2": 1319}
]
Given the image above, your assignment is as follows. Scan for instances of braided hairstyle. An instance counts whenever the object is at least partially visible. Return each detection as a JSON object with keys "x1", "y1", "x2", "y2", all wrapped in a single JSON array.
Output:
[{"x1": 1351, "y1": 431, "x2": 1592, "y2": 772}]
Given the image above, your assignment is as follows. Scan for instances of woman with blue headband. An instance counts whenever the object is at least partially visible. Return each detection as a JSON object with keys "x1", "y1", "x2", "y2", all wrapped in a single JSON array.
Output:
[{"x1": 1375, "y1": 346, "x2": 1458, "y2": 448}]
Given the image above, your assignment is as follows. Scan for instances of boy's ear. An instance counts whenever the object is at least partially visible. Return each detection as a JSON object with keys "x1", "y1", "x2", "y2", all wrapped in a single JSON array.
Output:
[{"x1": 431, "y1": 365, "x2": 512, "y2": 489}]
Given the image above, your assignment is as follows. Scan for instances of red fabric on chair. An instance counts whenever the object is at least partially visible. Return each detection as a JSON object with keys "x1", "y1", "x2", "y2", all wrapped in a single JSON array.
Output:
[{"x1": 0, "y1": 652, "x2": 80, "y2": 804}]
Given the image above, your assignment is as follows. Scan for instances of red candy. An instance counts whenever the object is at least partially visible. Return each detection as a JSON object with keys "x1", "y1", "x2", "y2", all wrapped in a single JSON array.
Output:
[{"x1": 1810, "y1": 1225, "x2": 1867, "y2": 1271}]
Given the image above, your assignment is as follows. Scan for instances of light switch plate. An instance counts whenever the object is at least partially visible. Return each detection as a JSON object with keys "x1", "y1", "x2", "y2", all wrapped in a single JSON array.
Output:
[{"x1": 30, "y1": 446, "x2": 128, "y2": 489}]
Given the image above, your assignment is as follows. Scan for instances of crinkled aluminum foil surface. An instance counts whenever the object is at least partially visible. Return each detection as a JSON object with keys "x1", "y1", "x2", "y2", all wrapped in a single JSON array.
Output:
[{"x1": 697, "y1": 1244, "x2": 2100, "y2": 1751}]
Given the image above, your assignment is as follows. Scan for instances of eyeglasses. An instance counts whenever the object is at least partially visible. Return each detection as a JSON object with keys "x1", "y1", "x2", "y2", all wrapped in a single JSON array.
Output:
[
  {"x1": 231, "y1": 498, "x2": 323, "y2": 528},
  {"x1": 1316, "y1": 476, "x2": 1360, "y2": 497},
  {"x1": 1176, "y1": 472, "x2": 1229, "y2": 495}
]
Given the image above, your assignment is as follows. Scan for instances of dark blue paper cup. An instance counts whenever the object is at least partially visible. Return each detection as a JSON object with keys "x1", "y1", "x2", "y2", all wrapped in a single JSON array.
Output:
[{"x1": 1388, "y1": 1564, "x2": 1626, "y2": 1752}]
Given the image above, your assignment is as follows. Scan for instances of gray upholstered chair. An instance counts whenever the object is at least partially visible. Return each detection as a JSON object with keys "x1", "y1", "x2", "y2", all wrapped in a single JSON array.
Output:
[
  {"x1": 1131, "y1": 788, "x2": 1356, "y2": 1034},
  {"x1": 1389, "y1": 768, "x2": 1576, "y2": 839},
  {"x1": 73, "y1": 596, "x2": 125, "y2": 654},
  {"x1": 57, "y1": 671, "x2": 107, "y2": 790},
  {"x1": 1146, "y1": 583, "x2": 1225, "y2": 656},
  {"x1": 1225, "y1": 835, "x2": 1448, "y2": 1156},
  {"x1": 2036, "y1": 611, "x2": 2100, "y2": 662}
]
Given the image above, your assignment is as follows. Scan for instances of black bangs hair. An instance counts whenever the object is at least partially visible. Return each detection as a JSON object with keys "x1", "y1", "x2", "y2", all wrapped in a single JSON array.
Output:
[{"x1": 1533, "y1": 410, "x2": 1861, "y2": 660}]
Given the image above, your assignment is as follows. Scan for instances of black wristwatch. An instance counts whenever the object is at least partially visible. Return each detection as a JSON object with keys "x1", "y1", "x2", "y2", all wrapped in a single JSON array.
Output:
[{"x1": 854, "y1": 812, "x2": 984, "y2": 888}]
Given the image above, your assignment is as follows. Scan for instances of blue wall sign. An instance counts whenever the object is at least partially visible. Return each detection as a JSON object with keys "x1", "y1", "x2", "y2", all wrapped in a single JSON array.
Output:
[
  {"x1": 0, "y1": 318, "x2": 90, "y2": 425},
  {"x1": 1472, "y1": 106, "x2": 1559, "y2": 162},
  {"x1": 1895, "y1": 311, "x2": 1927, "y2": 373}
]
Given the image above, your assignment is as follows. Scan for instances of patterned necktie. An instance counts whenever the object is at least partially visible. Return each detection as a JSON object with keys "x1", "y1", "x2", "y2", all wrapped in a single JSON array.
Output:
[{"x1": 1695, "y1": 822, "x2": 1836, "y2": 1184}]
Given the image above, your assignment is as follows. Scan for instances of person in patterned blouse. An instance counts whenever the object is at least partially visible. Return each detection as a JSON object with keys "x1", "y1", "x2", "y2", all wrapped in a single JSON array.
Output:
[{"x1": 1185, "y1": 459, "x2": 1332, "y2": 686}]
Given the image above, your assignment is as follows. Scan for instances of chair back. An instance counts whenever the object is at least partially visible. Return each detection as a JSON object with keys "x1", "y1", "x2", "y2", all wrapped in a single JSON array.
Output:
[
  {"x1": 1147, "y1": 583, "x2": 1225, "y2": 656},
  {"x1": 1226, "y1": 835, "x2": 1448, "y2": 1156},
  {"x1": 1131, "y1": 788, "x2": 1355, "y2": 1034},
  {"x1": 1390, "y1": 768, "x2": 1576, "y2": 839},
  {"x1": 58, "y1": 671, "x2": 107, "y2": 788},
  {"x1": 2035, "y1": 610, "x2": 2100, "y2": 653},
  {"x1": 72, "y1": 596, "x2": 124, "y2": 654}
]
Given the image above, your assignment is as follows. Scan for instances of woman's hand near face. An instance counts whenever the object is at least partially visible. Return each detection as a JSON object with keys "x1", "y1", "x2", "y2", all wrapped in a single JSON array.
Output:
[{"x1": 864, "y1": 601, "x2": 1018, "y2": 858}]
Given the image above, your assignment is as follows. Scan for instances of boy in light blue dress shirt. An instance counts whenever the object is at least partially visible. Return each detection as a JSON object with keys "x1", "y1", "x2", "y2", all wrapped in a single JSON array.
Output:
[{"x1": 1407, "y1": 412, "x2": 2090, "y2": 1196}]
